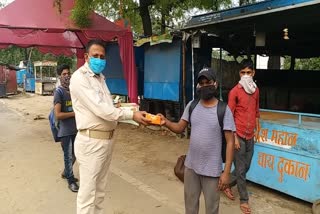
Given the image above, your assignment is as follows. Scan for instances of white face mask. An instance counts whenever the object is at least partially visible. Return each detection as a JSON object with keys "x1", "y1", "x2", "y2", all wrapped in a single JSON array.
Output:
[
  {"x1": 239, "y1": 75, "x2": 257, "y2": 94},
  {"x1": 242, "y1": 74, "x2": 251, "y2": 79}
]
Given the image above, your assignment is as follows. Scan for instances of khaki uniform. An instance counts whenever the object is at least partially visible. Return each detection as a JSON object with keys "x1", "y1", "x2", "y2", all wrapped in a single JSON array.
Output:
[{"x1": 70, "y1": 63, "x2": 133, "y2": 214}]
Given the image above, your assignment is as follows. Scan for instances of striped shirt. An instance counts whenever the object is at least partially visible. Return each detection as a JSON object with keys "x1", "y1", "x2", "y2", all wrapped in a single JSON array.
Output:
[{"x1": 181, "y1": 100, "x2": 236, "y2": 177}]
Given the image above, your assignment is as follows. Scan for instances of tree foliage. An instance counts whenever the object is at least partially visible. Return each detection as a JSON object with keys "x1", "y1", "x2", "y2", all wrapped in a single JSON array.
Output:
[
  {"x1": 71, "y1": 0, "x2": 233, "y2": 37},
  {"x1": 283, "y1": 57, "x2": 320, "y2": 71},
  {"x1": 239, "y1": 0, "x2": 257, "y2": 6},
  {"x1": 70, "y1": 0, "x2": 96, "y2": 28},
  {"x1": 0, "y1": 46, "x2": 76, "y2": 70},
  {"x1": 0, "y1": 0, "x2": 264, "y2": 66}
]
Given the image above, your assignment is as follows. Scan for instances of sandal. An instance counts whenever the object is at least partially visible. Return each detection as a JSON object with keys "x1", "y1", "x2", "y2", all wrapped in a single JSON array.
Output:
[
  {"x1": 240, "y1": 203, "x2": 251, "y2": 214},
  {"x1": 223, "y1": 187, "x2": 235, "y2": 200}
]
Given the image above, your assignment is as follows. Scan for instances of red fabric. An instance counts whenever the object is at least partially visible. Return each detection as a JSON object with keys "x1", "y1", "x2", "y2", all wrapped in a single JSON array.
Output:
[
  {"x1": 228, "y1": 84, "x2": 260, "y2": 140},
  {"x1": 0, "y1": 0, "x2": 123, "y2": 32},
  {"x1": 118, "y1": 32, "x2": 138, "y2": 104},
  {"x1": 0, "y1": 0, "x2": 138, "y2": 103},
  {"x1": 0, "y1": 44, "x2": 9, "y2": 49},
  {"x1": 76, "y1": 49, "x2": 86, "y2": 69},
  {"x1": 0, "y1": 28, "x2": 82, "y2": 48}
]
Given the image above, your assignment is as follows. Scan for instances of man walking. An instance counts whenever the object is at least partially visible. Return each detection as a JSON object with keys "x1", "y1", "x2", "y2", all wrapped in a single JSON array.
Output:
[
  {"x1": 70, "y1": 39, "x2": 149, "y2": 214},
  {"x1": 224, "y1": 59, "x2": 260, "y2": 214},
  {"x1": 158, "y1": 67, "x2": 235, "y2": 214}
]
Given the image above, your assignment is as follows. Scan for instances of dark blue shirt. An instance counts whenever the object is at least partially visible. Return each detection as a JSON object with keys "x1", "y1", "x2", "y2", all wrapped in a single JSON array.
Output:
[{"x1": 53, "y1": 87, "x2": 77, "y2": 137}]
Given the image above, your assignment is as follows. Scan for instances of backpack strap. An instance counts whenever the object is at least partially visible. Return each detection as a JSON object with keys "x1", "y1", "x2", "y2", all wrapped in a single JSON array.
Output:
[
  {"x1": 188, "y1": 98, "x2": 200, "y2": 123},
  {"x1": 53, "y1": 87, "x2": 64, "y2": 122},
  {"x1": 217, "y1": 101, "x2": 227, "y2": 129},
  {"x1": 189, "y1": 99, "x2": 227, "y2": 125}
]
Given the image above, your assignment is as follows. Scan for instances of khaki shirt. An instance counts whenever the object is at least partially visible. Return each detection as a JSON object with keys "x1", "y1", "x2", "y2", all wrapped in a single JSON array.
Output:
[{"x1": 70, "y1": 63, "x2": 133, "y2": 131}]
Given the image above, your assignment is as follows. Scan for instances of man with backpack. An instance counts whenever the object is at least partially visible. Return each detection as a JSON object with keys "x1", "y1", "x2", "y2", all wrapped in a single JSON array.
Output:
[
  {"x1": 53, "y1": 64, "x2": 79, "y2": 192},
  {"x1": 158, "y1": 67, "x2": 235, "y2": 214},
  {"x1": 223, "y1": 59, "x2": 260, "y2": 214}
]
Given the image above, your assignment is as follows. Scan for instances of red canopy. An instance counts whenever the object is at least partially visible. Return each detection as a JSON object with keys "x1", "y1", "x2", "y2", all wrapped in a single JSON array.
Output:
[{"x1": 0, "y1": 0, "x2": 138, "y2": 103}]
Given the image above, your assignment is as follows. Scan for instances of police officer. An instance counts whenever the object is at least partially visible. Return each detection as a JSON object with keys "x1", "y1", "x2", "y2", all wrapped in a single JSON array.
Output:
[{"x1": 70, "y1": 39, "x2": 149, "y2": 214}]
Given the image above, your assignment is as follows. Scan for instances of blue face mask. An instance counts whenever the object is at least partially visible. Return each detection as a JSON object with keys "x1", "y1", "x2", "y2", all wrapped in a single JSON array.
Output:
[{"x1": 88, "y1": 57, "x2": 106, "y2": 74}]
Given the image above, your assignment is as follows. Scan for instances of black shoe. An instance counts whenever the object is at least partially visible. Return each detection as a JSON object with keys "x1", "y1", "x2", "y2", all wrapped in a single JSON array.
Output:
[
  {"x1": 68, "y1": 182, "x2": 79, "y2": 192},
  {"x1": 61, "y1": 173, "x2": 79, "y2": 182}
]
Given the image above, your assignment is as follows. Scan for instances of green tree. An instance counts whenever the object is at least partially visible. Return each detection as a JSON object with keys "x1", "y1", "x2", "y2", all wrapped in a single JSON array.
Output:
[
  {"x1": 239, "y1": 0, "x2": 256, "y2": 6},
  {"x1": 284, "y1": 57, "x2": 320, "y2": 70},
  {"x1": 0, "y1": 46, "x2": 76, "y2": 70},
  {"x1": 0, "y1": 46, "x2": 26, "y2": 65},
  {"x1": 69, "y1": 0, "x2": 233, "y2": 37}
]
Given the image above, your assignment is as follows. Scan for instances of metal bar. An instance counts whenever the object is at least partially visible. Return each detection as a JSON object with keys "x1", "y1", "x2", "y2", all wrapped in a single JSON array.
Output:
[
  {"x1": 298, "y1": 114, "x2": 302, "y2": 125},
  {"x1": 191, "y1": 35, "x2": 195, "y2": 100},
  {"x1": 260, "y1": 108, "x2": 320, "y2": 118},
  {"x1": 182, "y1": 38, "x2": 186, "y2": 107},
  {"x1": 219, "y1": 48, "x2": 222, "y2": 101}
]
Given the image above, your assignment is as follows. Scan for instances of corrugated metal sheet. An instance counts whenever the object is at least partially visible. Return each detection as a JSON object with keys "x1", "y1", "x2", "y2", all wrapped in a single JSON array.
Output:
[
  {"x1": 6, "y1": 69, "x2": 17, "y2": 94},
  {"x1": 0, "y1": 66, "x2": 17, "y2": 94},
  {"x1": 0, "y1": 66, "x2": 6, "y2": 83},
  {"x1": 0, "y1": 83, "x2": 6, "y2": 97}
]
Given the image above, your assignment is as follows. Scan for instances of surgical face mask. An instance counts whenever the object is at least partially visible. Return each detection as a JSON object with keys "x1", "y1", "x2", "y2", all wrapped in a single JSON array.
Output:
[
  {"x1": 60, "y1": 76, "x2": 71, "y2": 90},
  {"x1": 89, "y1": 57, "x2": 106, "y2": 74},
  {"x1": 196, "y1": 85, "x2": 216, "y2": 100}
]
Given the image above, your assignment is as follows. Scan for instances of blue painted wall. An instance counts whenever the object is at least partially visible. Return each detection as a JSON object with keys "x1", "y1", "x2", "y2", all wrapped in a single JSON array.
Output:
[
  {"x1": 16, "y1": 69, "x2": 27, "y2": 85},
  {"x1": 135, "y1": 47, "x2": 144, "y2": 96},
  {"x1": 103, "y1": 43, "x2": 128, "y2": 95},
  {"x1": 25, "y1": 78, "x2": 35, "y2": 92},
  {"x1": 247, "y1": 119, "x2": 320, "y2": 203},
  {"x1": 144, "y1": 41, "x2": 181, "y2": 101},
  {"x1": 24, "y1": 66, "x2": 35, "y2": 92}
]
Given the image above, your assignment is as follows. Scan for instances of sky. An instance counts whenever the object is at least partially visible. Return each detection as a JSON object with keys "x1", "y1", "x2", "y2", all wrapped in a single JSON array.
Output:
[
  {"x1": 1, "y1": 0, "x2": 13, "y2": 4},
  {"x1": 0, "y1": 0, "x2": 13, "y2": 7}
]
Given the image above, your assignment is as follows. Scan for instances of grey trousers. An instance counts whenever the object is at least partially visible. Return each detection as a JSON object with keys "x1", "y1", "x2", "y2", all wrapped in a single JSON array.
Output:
[
  {"x1": 229, "y1": 136, "x2": 254, "y2": 204},
  {"x1": 184, "y1": 167, "x2": 220, "y2": 214}
]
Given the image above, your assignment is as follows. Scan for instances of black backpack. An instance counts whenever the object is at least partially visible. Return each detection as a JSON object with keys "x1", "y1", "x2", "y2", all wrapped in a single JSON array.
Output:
[
  {"x1": 48, "y1": 87, "x2": 63, "y2": 142},
  {"x1": 188, "y1": 99, "x2": 228, "y2": 163}
]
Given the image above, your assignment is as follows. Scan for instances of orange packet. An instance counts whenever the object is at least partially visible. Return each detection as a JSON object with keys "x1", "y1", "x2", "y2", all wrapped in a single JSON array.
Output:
[{"x1": 145, "y1": 113, "x2": 161, "y2": 125}]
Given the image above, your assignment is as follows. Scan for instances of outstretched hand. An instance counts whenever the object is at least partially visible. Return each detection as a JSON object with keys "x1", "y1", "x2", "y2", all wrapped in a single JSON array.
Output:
[
  {"x1": 157, "y1": 113, "x2": 167, "y2": 126},
  {"x1": 133, "y1": 111, "x2": 150, "y2": 126}
]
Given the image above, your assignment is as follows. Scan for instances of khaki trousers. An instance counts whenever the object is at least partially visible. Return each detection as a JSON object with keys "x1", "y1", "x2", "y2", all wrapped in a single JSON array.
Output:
[{"x1": 74, "y1": 133, "x2": 115, "y2": 214}]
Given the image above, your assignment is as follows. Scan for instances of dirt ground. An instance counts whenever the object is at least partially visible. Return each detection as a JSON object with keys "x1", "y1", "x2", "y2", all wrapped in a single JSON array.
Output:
[{"x1": 0, "y1": 93, "x2": 313, "y2": 214}]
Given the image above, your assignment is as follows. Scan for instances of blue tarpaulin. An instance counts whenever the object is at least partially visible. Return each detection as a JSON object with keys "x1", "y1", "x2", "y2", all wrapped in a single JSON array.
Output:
[{"x1": 144, "y1": 41, "x2": 181, "y2": 101}]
